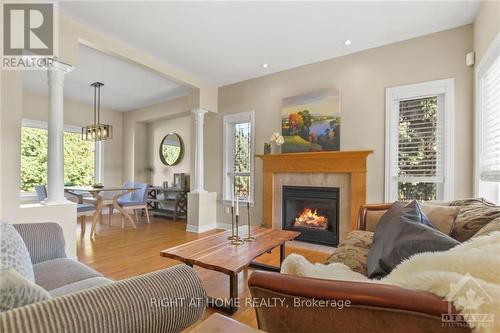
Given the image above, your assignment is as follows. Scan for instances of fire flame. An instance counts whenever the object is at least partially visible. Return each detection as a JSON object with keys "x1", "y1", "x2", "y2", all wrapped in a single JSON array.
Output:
[{"x1": 294, "y1": 208, "x2": 328, "y2": 228}]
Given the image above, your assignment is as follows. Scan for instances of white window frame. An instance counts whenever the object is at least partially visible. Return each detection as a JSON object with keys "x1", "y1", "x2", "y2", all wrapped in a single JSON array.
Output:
[
  {"x1": 474, "y1": 33, "x2": 500, "y2": 202},
  {"x1": 20, "y1": 119, "x2": 103, "y2": 198},
  {"x1": 222, "y1": 111, "x2": 255, "y2": 204},
  {"x1": 385, "y1": 79, "x2": 454, "y2": 202}
]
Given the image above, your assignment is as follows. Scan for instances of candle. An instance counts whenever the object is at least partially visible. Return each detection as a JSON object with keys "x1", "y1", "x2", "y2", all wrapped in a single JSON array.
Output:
[{"x1": 236, "y1": 196, "x2": 239, "y2": 216}]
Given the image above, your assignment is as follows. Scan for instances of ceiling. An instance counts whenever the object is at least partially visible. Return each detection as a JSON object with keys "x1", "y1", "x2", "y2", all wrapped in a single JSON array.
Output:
[
  {"x1": 59, "y1": 1, "x2": 480, "y2": 86},
  {"x1": 23, "y1": 44, "x2": 189, "y2": 111}
]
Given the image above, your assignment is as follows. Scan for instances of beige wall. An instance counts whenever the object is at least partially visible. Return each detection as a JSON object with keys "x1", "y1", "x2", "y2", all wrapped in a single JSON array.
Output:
[
  {"x1": 22, "y1": 91, "x2": 124, "y2": 186},
  {"x1": 123, "y1": 95, "x2": 191, "y2": 183},
  {"x1": 133, "y1": 122, "x2": 148, "y2": 182},
  {"x1": 473, "y1": 1, "x2": 500, "y2": 64},
  {"x1": 147, "y1": 116, "x2": 191, "y2": 187},
  {"x1": 206, "y1": 25, "x2": 474, "y2": 226}
]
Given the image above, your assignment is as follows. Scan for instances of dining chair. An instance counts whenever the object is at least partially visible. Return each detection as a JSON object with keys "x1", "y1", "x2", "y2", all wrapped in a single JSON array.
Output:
[
  {"x1": 34, "y1": 185, "x2": 48, "y2": 203},
  {"x1": 115, "y1": 182, "x2": 151, "y2": 228},
  {"x1": 46, "y1": 185, "x2": 97, "y2": 234}
]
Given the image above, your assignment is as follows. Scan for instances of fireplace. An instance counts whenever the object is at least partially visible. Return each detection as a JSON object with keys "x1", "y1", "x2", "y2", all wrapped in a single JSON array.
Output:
[{"x1": 282, "y1": 186, "x2": 339, "y2": 246}]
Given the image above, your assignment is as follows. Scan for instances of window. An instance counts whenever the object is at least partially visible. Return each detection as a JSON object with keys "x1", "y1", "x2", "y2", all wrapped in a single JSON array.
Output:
[
  {"x1": 385, "y1": 79, "x2": 454, "y2": 202},
  {"x1": 20, "y1": 119, "x2": 102, "y2": 194},
  {"x1": 223, "y1": 111, "x2": 255, "y2": 203},
  {"x1": 475, "y1": 34, "x2": 500, "y2": 203}
]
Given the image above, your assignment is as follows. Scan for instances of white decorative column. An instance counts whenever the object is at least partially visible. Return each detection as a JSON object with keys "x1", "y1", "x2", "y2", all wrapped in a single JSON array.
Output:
[
  {"x1": 44, "y1": 61, "x2": 73, "y2": 204},
  {"x1": 187, "y1": 108, "x2": 216, "y2": 232},
  {"x1": 192, "y1": 108, "x2": 208, "y2": 193}
]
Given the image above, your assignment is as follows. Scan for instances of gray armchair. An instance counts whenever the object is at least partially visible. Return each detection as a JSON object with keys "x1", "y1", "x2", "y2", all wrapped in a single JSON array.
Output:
[{"x1": 1, "y1": 223, "x2": 206, "y2": 333}]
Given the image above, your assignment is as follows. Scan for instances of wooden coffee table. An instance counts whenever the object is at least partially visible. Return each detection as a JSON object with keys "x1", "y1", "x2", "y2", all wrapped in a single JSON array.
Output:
[{"x1": 160, "y1": 226, "x2": 300, "y2": 314}]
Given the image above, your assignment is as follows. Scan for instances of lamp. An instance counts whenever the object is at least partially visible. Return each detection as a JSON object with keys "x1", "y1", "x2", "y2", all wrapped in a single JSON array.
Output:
[{"x1": 82, "y1": 82, "x2": 113, "y2": 141}]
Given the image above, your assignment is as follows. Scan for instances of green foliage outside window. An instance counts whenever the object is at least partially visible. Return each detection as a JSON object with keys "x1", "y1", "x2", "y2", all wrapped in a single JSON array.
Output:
[
  {"x1": 397, "y1": 97, "x2": 439, "y2": 201},
  {"x1": 233, "y1": 123, "x2": 251, "y2": 198},
  {"x1": 20, "y1": 127, "x2": 95, "y2": 192}
]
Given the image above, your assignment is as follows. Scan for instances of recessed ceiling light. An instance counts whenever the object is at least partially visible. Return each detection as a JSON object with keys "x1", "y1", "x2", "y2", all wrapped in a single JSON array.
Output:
[
  {"x1": 261, "y1": 63, "x2": 269, "y2": 68},
  {"x1": 344, "y1": 40, "x2": 352, "y2": 46}
]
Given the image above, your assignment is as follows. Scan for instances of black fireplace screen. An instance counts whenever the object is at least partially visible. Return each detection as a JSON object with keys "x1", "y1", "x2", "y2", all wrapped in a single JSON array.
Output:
[{"x1": 282, "y1": 186, "x2": 339, "y2": 246}]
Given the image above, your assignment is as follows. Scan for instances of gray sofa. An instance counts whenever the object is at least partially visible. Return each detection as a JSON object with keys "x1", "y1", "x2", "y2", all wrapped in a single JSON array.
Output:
[{"x1": 0, "y1": 223, "x2": 206, "y2": 333}]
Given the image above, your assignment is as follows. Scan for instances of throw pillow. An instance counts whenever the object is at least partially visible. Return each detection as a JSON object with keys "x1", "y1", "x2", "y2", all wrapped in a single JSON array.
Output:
[
  {"x1": 420, "y1": 204, "x2": 460, "y2": 235},
  {"x1": 0, "y1": 268, "x2": 50, "y2": 312},
  {"x1": 366, "y1": 201, "x2": 459, "y2": 279},
  {"x1": 364, "y1": 203, "x2": 459, "y2": 235},
  {"x1": 326, "y1": 230, "x2": 374, "y2": 275},
  {"x1": 449, "y1": 198, "x2": 500, "y2": 241},
  {"x1": 473, "y1": 217, "x2": 500, "y2": 238},
  {"x1": 364, "y1": 209, "x2": 388, "y2": 232},
  {"x1": 363, "y1": 201, "x2": 429, "y2": 231},
  {"x1": 0, "y1": 222, "x2": 35, "y2": 282}
]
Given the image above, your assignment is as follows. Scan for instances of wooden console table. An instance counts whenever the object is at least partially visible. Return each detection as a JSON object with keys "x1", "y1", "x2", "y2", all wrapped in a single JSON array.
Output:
[{"x1": 161, "y1": 226, "x2": 300, "y2": 314}]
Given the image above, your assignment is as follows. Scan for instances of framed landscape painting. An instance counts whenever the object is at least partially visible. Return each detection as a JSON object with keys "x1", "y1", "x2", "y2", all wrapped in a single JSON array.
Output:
[{"x1": 281, "y1": 88, "x2": 341, "y2": 153}]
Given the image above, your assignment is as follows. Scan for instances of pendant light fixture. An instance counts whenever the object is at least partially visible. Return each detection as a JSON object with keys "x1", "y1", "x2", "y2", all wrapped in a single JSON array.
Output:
[{"x1": 82, "y1": 82, "x2": 113, "y2": 141}]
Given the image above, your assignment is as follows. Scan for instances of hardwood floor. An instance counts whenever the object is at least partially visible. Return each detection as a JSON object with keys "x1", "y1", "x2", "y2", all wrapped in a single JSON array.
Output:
[{"x1": 77, "y1": 213, "x2": 331, "y2": 329}]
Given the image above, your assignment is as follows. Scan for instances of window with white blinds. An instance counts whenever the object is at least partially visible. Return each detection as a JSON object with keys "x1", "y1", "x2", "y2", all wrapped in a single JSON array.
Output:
[
  {"x1": 385, "y1": 79, "x2": 454, "y2": 202},
  {"x1": 479, "y1": 52, "x2": 500, "y2": 182},
  {"x1": 223, "y1": 111, "x2": 255, "y2": 202}
]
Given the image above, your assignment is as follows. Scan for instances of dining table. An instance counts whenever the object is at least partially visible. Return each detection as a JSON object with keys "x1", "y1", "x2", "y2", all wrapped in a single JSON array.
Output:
[{"x1": 64, "y1": 186, "x2": 138, "y2": 238}]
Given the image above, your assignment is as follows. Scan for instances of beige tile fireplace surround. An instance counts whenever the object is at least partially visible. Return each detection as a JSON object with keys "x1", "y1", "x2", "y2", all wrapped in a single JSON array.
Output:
[
  {"x1": 258, "y1": 151, "x2": 373, "y2": 242},
  {"x1": 273, "y1": 173, "x2": 351, "y2": 241}
]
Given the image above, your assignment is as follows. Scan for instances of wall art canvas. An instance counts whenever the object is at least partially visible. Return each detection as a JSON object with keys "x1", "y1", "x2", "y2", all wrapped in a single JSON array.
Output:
[{"x1": 281, "y1": 88, "x2": 341, "y2": 153}]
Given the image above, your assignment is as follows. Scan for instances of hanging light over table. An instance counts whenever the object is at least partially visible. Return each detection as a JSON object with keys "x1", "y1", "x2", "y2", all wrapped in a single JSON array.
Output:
[{"x1": 82, "y1": 82, "x2": 113, "y2": 141}]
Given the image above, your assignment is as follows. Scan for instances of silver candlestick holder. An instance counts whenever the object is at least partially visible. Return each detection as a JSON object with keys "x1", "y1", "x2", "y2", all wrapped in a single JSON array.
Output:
[
  {"x1": 230, "y1": 215, "x2": 244, "y2": 245},
  {"x1": 243, "y1": 201, "x2": 255, "y2": 242},
  {"x1": 227, "y1": 206, "x2": 238, "y2": 240}
]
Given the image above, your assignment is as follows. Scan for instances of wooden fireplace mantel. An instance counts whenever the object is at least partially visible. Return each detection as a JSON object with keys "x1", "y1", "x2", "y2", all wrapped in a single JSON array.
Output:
[{"x1": 257, "y1": 150, "x2": 373, "y2": 230}]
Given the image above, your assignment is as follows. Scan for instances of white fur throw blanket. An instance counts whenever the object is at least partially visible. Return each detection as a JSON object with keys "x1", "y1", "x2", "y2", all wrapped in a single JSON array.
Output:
[{"x1": 281, "y1": 232, "x2": 500, "y2": 333}]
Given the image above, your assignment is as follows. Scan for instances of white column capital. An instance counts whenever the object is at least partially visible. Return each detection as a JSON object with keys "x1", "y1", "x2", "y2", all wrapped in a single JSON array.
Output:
[
  {"x1": 192, "y1": 108, "x2": 209, "y2": 118},
  {"x1": 46, "y1": 59, "x2": 74, "y2": 73},
  {"x1": 47, "y1": 60, "x2": 73, "y2": 85}
]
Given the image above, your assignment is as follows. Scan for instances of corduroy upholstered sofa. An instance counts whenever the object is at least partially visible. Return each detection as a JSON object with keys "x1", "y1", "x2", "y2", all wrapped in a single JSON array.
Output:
[
  {"x1": 249, "y1": 199, "x2": 500, "y2": 333},
  {"x1": 0, "y1": 223, "x2": 206, "y2": 333}
]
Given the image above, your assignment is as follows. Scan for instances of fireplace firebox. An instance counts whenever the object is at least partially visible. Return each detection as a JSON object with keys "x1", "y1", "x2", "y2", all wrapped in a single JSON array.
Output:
[{"x1": 282, "y1": 186, "x2": 339, "y2": 246}]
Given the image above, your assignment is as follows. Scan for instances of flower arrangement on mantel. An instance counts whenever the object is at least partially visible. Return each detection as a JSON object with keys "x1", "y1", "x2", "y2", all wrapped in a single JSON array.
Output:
[{"x1": 265, "y1": 132, "x2": 285, "y2": 154}]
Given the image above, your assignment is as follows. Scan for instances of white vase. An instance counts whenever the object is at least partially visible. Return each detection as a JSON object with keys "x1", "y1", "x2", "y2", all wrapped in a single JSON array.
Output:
[{"x1": 271, "y1": 142, "x2": 282, "y2": 154}]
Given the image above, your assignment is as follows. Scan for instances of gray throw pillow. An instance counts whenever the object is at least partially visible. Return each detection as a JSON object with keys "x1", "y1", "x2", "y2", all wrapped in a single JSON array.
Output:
[
  {"x1": 367, "y1": 201, "x2": 459, "y2": 279},
  {"x1": 0, "y1": 221, "x2": 35, "y2": 282},
  {"x1": 0, "y1": 268, "x2": 51, "y2": 312}
]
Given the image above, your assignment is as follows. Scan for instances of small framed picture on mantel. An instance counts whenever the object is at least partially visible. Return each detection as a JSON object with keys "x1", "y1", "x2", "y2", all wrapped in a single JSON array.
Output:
[{"x1": 281, "y1": 88, "x2": 341, "y2": 153}]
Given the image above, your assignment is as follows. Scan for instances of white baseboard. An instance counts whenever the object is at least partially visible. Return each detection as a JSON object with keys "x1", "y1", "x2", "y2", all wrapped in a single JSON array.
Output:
[
  {"x1": 216, "y1": 223, "x2": 232, "y2": 230},
  {"x1": 186, "y1": 223, "x2": 217, "y2": 233}
]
